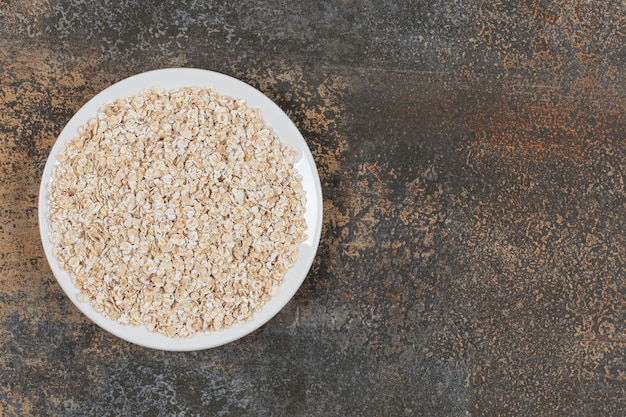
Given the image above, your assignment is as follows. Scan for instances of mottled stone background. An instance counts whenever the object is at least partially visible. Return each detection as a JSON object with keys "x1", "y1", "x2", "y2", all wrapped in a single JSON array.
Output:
[{"x1": 1, "y1": 1, "x2": 625, "y2": 416}]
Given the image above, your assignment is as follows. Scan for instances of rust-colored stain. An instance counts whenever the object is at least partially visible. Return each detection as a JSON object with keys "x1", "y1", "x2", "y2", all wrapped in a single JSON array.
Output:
[
  {"x1": 466, "y1": 92, "x2": 625, "y2": 165},
  {"x1": 522, "y1": 0, "x2": 558, "y2": 24},
  {"x1": 532, "y1": 34, "x2": 554, "y2": 60}
]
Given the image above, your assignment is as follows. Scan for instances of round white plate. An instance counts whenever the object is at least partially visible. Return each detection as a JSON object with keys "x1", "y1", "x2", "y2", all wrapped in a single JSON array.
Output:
[{"x1": 38, "y1": 68, "x2": 323, "y2": 351}]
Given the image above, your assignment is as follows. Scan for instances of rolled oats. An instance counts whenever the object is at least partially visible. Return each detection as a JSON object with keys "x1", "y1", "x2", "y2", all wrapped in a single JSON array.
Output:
[{"x1": 48, "y1": 87, "x2": 307, "y2": 338}]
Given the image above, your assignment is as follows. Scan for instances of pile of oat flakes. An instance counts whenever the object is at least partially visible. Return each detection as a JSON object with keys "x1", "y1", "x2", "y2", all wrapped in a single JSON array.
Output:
[{"x1": 47, "y1": 87, "x2": 307, "y2": 338}]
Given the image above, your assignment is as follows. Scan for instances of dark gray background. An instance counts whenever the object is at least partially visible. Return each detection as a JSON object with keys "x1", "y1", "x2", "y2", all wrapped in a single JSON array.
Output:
[{"x1": 1, "y1": 1, "x2": 625, "y2": 416}]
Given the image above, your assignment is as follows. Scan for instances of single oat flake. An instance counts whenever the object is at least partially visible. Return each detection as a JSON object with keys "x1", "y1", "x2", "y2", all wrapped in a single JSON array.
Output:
[{"x1": 47, "y1": 87, "x2": 307, "y2": 338}]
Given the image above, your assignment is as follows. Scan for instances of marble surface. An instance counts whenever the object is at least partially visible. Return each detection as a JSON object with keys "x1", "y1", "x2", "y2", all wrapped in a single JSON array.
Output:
[{"x1": 1, "y1": 1, "x2": 625, "y2": 415}]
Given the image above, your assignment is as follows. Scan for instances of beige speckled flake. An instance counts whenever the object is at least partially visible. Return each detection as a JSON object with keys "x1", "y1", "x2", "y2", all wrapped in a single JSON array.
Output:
[{"x1": 47, "y1": 87, "x2": 307, "y2": 338}]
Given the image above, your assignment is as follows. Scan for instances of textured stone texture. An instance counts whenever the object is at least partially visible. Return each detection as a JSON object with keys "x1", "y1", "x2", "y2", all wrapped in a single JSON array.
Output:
[{"x1": 1, "y1": 1, "x2": 625, "y2": 416}]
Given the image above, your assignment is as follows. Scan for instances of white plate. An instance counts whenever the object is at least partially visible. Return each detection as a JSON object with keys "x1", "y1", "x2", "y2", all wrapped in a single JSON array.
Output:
[{"x1": 38, "y1": 68, "x2": 323, "y2": 351}]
